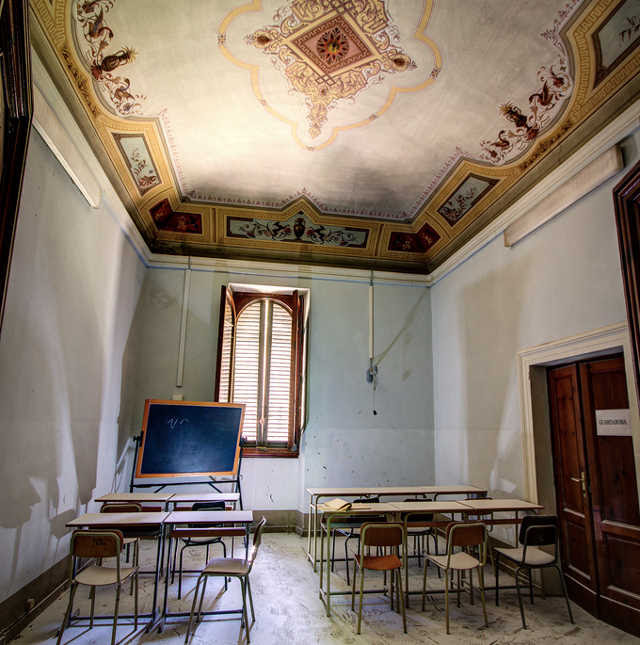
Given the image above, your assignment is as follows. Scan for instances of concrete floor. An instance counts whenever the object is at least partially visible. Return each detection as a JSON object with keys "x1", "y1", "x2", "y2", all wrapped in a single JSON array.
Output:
[{"x1": 14, "y1": 533, "x2": 639, "y2": 644}]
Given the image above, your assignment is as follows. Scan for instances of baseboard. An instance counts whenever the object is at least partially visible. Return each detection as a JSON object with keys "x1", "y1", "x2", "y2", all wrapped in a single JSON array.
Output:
[{"x1": 0, "y1": 555, "x2": 70, "y2": 644}]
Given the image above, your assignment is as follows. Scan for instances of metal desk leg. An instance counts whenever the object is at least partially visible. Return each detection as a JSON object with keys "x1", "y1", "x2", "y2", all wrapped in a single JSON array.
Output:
[
  {"x1": 313, "y1": 496, "x2": 320, "y2": 572},
  {"x1": 146, "y1": 525, "x2": 165, "y2": 631},
  {"x1": 306, "y1": 496, "x2": 313, "y2": 562},
  {"x1": 159, "y1": 530, "x2": 173, "y2": 632},
  {"x1": 325, "y1": 516, "x2": 332, "y2": 616}
]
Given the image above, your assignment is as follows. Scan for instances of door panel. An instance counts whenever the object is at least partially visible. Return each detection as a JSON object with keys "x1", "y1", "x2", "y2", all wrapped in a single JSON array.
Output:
[
  {"x1": 548, "y1": 364, "x2": 599, "y2": 610},
  {"x1": 579, "y1": 356, "x2": 640, "y2": 636}
]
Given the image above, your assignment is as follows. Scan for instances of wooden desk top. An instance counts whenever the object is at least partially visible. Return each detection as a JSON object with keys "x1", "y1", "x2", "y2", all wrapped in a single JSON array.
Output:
[
  {"x1": 317, "y1": 502, "x2": 398, "y2": 514},
  {"x1": 67, "y1": 512, "x2": 168, "y2": 527},
  {"x1": 95, "y1": 492, "x2": 174, "y2": 503},
  {"x1": 165, "y1": 510, "x2": 253, "y2": 524},
  {"x1": 389, "y1": 501, "x2": 471, "y2": 513},
  {"x1": 457, "y1": 498, "x2": 543, "y2": 512},
  {"x1": 169, "y1": 492, "x2": 240, "y2": 503},
  {"x1": 307, "y1": 485, "x2": 486, "y2": 497}
]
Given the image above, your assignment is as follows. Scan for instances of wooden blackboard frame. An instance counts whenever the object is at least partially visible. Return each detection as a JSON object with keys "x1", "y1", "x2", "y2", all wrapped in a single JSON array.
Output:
[{"x1": 135, "y1": 399, "x2": 245, "y2": 479}]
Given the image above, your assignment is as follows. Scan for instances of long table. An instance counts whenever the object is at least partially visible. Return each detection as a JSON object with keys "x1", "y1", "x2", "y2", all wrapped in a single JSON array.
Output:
[
  {"x1": 316, "y1": 498, "x2": 542, "y2": 617},
  {"x1": 306, "y1": 485, "x2": 487, "y2": 570},
  {"x1": 95, "y1": 491, "x2": 240, "y2": 509}
]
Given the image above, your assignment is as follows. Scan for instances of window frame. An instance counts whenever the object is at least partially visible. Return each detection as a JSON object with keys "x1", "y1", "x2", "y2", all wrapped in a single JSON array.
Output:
[{"x1": 214, "y1": 285, "x2": 307, "y2": 458}]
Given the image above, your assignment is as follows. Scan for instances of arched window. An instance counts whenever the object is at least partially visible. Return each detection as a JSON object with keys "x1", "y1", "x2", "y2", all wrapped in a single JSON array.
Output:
[{"x1": 215, "y1": 286, "x2": 307, "y2": 455}]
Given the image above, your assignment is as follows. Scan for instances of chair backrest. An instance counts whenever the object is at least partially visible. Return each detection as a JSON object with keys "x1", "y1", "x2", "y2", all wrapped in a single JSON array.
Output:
[
  {"x1": 247, "y1": 517, "x2": 267, "y2": 568},
  {"x1": 354, "y1": 496, "x2": 380, "y2": 504},
  {"x1": 192, "y1": 501, "x2": 226, "y2": 512},
  {"x1": 446, "y1": 522, "x2": 486, "y2": 548},
  {"x1": 403, "y1": 498, "x2": 433, "y2": 523},
  {"x1": 71, "y1": 529, "x2": 124, "y2": 558},
  {"x1": 519, "y1": 515, "x2": 558, "y2": 547},
  {"x1": 100, "y1": 502, "x2": 142, "y2": 513},
  {"x1": 360, "y1": 522, "x2": 404, "y2": 548}
]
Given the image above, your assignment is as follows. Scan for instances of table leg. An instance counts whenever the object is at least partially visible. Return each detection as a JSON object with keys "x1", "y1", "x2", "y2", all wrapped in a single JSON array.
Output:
[
  {"x1": 159, "y1": 530, "x2": 173, "y2": 632},
  {"x1": 313, "y1": 497, "x2": 319, "y2": 572},
  {"x1": 306, "y1": 496, "x2": 312, "y2": 561},
  {"x1": 146, "y1": 525, "x2": 164, "y2": 631},
  {"x1": 325, "y1": 515, "x2": 332, "y2": 617}
]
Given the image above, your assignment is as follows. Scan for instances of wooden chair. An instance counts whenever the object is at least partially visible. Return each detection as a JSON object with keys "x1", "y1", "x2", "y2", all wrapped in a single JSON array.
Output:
[
  {"x1": 494, "y1": 515, "x2": 573, "y2": 629},
  {"x1": 423, "y1": 522, "x2": 488, "y2": 634},
  {"x1": 351, "y1": 522, "x2": 407, "y2": 635},
  {"x1": 100, "y1": 502, "x2": 141, "y2": 591},
  {"x1": 56, "y1": 529, "x2": 138, "y2": 645},
  {"x1": 171, "y1": 500, "x2": 227, "y2": 599},
  {"x1": 331, "y1": 496, "x2": 383, "y2": 584},
  {"x1": 185, "y1": 517, "x2": 267, "y2": 645},
  {"x1": 403, "y1": 498, "x2": 438, "y2": 567}
]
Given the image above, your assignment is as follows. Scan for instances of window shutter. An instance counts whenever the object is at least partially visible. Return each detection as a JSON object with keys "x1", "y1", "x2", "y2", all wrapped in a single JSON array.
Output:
[
  {"x1": 214, "y1": 286, "x2": 235, "y2": 402},
  {"x1": 264, "y1": 302, "x2": 293, "y2": 445},
  {"x1": 232, "y1": 300, "x2": 263, "y2": 444}
]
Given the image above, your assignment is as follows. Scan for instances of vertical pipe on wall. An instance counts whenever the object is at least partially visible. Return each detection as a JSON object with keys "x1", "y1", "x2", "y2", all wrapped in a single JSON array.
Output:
[
  {"x1": 176, "y1": 262, "x2": 191, "y2": 388},
  {"x1": 369, "y1": 271, "x2": 374, "y2": 359}
]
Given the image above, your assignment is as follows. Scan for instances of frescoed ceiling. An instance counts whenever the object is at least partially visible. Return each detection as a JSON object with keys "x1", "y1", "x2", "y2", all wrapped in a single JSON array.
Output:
[{"x1": 30, "y1": 0, "x2": 640, "y2": 272}]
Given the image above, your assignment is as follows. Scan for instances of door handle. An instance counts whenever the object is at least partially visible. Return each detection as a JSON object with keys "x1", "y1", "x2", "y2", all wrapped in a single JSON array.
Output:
[{"x1": 570, "y1": 471, "x2": 587, "y2": 496}]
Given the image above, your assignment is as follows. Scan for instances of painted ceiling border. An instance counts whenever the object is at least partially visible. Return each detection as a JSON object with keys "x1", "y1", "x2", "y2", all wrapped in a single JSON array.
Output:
[{"x1": 30, "y1": 17, "x2": 640, "y2": 288}]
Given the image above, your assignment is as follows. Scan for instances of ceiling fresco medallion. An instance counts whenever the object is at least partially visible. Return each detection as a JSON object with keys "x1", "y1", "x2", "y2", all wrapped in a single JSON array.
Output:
[{"x1": 221, "y1": 0, "x2": 439, "y2": 149}]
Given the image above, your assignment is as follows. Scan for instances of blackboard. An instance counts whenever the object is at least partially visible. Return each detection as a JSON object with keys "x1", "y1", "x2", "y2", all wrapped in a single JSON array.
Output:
[{"x1": 135, "y1": 400, "x2": 245, "y2": 478}]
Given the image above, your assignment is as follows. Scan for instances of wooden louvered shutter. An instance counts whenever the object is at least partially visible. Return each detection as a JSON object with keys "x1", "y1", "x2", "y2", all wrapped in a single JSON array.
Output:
[
  {"x1": 232, "y1": 300, "x2": 263, "y2": 444},
  {"x1": 214, "y1": 286, "x2": 235, "y2": 402},
  {"x1": 264, "y1": 301, "x2": 293, "y2": 446}
]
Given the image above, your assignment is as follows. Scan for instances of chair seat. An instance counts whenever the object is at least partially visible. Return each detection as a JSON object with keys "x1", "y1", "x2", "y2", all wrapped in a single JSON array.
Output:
[
  {"x1": 75, "y1": 565, "x2": 136, "y2": 586},
  {"x1": 202, "y1": 557, "x2": 250, "y2": 576},
  {"x1": 428, "y1": 551, "x2": 480, "y2": 570},
  {"x1": 354, "y1": 553, "x2": 402, "y2": 571},
  {"x1": 495, "y1": 546, "x2": 555, "y2": 566},
  {"x1": 123, "y1": 537, "x2": 137, "y2": 545}
]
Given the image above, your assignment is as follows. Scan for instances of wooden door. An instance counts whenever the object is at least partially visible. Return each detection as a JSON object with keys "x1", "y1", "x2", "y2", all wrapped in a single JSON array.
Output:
[
  {"x1": 548, "y1": 364, "x2": 599, "y2": 613},
  {"x1": 579, "y1": 356, "x2": 640, "y2": 636},
  {"x1": 548, "y1": 356, "x2": 640, "y2": 636}
]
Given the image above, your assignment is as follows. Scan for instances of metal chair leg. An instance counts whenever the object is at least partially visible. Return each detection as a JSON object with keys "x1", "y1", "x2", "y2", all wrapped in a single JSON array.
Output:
[
  {"x1": 495, "y1": 551, "x2": 500, "y2": 606},
  {"x1": 331, "y1": 531, "x2": 337, "y2": 572},
  {"x1": 555, "y1": 566, "x2": 574, "y2": 624},
  {"x1": 344, "y1": 535, "x2": 350, "y2": 585},
  {"x1": 172, "y1": 539, "x2": 179, "y2": 583},
  {"x1": 478, "y1": 565, "x2": 488, "y2": 627},
  {"x1": 397, "y1": 569, "x2": 407, "y2": 633},
  {"x1": 457, "y1": 569, "x2": 461, "y2": 607},
  {"x1": 197, "y1": 577, "x2": 209, "y2": 623},
  {"x1": 515, "y1": 565, "x2": 527, "y2": 629},
  {"x1": 246, "y1": 576, "x2": 256, "y2": 622},
  {"x1": 351, "y1": 558, "x2": 357, "y2": 611},
  {"x1": 357, "y1": 566, "x2": 365, "y2": 634},
  {"x1": 134, "y1": 568, "x2": 139, "y2": 630},
  {"x1": 89, "y1": 586, "x2": 95, "y2": 628},
  {"x1": 421, "y1": 559, "x2": 428, "y2": 611},
  {"x1": 185, "y1": 576, "x2": 203, "y2": 644},
  {"x1": 529, "y1": 568, "x2": 534, "y2": 604},
  {"x1": 241, "y1": 578, "x2": 251, "y2": 643},
  {"x1": 111, "y1": 584, "x2": 120, "y2": 645},
  {"x1": 56, "y1": 582, "x2": 77, "y2": 645},
  {"x1": 445, "y1": 567, "x2": 450, "y2": 635}
]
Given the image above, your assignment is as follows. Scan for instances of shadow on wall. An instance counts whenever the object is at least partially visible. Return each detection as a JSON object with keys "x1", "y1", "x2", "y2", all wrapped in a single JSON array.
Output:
[
  {"x1": 460, "y1": 250, "x2": 534, "y2": 496},
  {"x1": 0, "y1": 246, "x2": 105, "y2": 591}
]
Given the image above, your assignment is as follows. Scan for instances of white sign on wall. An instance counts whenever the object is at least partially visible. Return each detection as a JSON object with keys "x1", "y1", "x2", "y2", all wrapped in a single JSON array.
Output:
[{"x1": 595, "y1": 409, "x2": 631, "y2": 436}]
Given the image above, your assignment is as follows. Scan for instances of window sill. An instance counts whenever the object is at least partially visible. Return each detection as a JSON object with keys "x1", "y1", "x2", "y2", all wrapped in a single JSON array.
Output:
[{"x1": 241, "y1": 447, "x2": 299, "y2": 458}]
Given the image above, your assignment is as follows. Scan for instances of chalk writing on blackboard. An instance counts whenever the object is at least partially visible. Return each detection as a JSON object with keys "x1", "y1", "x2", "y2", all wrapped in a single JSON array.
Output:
[{"x1": 167, "y1": 416, "x2": 189, "y2": 430}]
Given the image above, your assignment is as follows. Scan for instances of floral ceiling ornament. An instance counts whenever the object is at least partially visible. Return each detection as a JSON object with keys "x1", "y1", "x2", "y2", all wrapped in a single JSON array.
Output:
[
  {"x1": 220, "y1": 0, "x2": 440, "y2": 150},
  {"x1": 74, "y1": 0, "x2": 145, "y2": 115}
]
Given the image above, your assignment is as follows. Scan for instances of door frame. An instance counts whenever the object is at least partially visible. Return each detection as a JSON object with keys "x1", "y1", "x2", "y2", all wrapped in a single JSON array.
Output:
[{"x1": 518, "y1": 322, "x2": 640, "y2": 504}]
